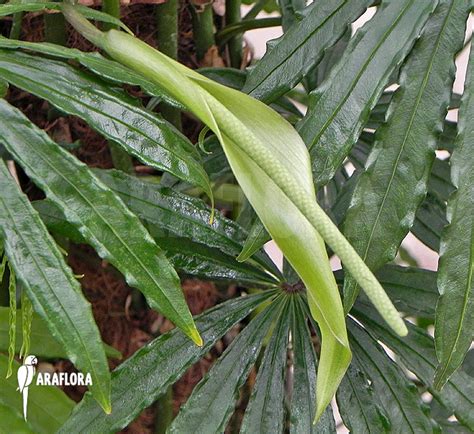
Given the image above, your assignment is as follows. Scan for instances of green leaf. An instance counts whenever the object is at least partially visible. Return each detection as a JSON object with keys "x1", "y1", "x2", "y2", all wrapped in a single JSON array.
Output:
[
  {"x1": 59, "y1": 292, "x2": 274, "y2": 433},
  {"x1": 0, "y1": 307, "x2": 121, "y2": 359},
  {"x1": 354, "y1": 304, "x2": 474, "y2": 431},
  {"x1": 435, "y1": 34, "x2": 474, "y2": 389},
  {"x1": 0, "y1": 50, "x2": 211, "y2": 198},
  {"x1": 7, "y1": 264, "x2": 16, "y2": 378},
  {"x1": 0, "y1": 403, "x2": 34, "y2": 434},
  {"x1": 290, "y1": 297, "x2": 336, "y2": 434},
  {"x1": 336, "y1": 365, "x2": 389, "y2": 433},
  {"x1": 349, "y1": 320, "x2": 434, "y2": 433},
  {"x1": 412, "y1": 192, "x2": 447, "y2": 252},
  {"x1": 0, "y1": 100, "x2": 200, "y2": 346},
  {"x1": 342, "y1": 0, "x2": 468, "y2": 310},
  {"x1": 0, "y1": 161, "x2": 110, "y2": 412},
  {"x1": 237, "y1": 218, "x2": 271, "y2": 262},
  {"x1": 0, "y1": 37, "x2": 180, "y2": 107},
  {"x1": 0, "y1": 354, "x2": 74, "y2": 433},
  {"x1": 240, "y1": 298, "x2": 291, "y2": 433},
  {"x1": 0, "y1": 3, "x2": 130, "y2": 32},
  {"x1": 298, "y1": 0, "x2": 436, "y2": 186},
  {"x1": 169, "y1": 296, "x2": 284, "y2": 433},
  {"x1": 242, "y1": 0, "x2": 372, "y2": 102}
]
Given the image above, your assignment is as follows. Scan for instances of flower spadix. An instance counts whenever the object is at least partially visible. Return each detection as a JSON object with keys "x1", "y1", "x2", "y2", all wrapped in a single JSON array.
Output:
[{"x1": 63, "y1": 4, "x2": 407, "y2": 422}]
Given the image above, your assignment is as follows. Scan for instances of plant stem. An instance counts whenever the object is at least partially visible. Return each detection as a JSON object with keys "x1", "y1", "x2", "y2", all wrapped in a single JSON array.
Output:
[
  {"x1": 225, "y1": 0, "x2": 242, "y2": 68},
  {"x1": 44, "y1": 12, "x2": 67, "y2": 46},
  {"x1": 156, "y1": 0, "x2": 182, "y2": 129},
  {"x1": 242, "y1": 0, "x2": 267, "y2": 20},
  {"x1": 190, "y1": 2, "x2": 215, "y2": 62},
  {"x1": 216, "y1": 17, "x2": 281, "y2": 46},
  {"x1": 99, "y1": 0, "x2": 135, "y2": 171},
  {"x1": 154, "y1": 387, "x2": 173, "y2": 434}
]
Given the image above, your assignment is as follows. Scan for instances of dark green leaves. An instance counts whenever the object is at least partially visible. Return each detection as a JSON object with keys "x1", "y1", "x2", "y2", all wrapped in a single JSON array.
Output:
[
  {"x1": 0, "y1": 161, "x2": 110, "y2": 412},
  {"x1": 342, "y1": 0, "x2": 470, "y2": 310},
  {"x1": 0, "y1": 50, "x2": 211, "y2": 197},
  {"x1": 298, "y1": 0, "x2": 436, "y2": 186},
  {"x1": 0, "y1": 100, "x2": 200, "y2": 345},
  {"x1": 243, "y1": 0, "x2": 372, "y2": 102},
  {"x1": 435, "y1": 33, "x2": 474, "y2": 389},
  {"x1": 60, "y1": 292, "x2": 274, "y2": 433}
]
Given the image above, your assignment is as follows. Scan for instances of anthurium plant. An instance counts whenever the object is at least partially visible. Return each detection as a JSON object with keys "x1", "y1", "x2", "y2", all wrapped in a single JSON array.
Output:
[{"x1": 0, "y1": 0, "x2": 472, "y2": 432}]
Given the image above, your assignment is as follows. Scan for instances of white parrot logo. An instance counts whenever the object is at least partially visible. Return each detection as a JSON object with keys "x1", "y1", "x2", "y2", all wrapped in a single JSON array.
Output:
[{"x1": 17, "y1": 355, "x2": 38, "y2": 421}]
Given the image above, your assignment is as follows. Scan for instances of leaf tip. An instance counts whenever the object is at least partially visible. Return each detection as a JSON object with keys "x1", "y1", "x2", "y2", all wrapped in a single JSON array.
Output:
[{"x1": 189, "y1": 328, "x2": 204, "y2": 347}]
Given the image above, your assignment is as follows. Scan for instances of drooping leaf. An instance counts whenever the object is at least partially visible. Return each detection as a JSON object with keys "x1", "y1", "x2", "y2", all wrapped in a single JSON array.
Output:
[
  {"x1": 0, "y1": 37, "x2": 180, "y2": 107},
  {"x1": 0, "y1": 50, "x2": 211, "y2": 197},
  {"x1": 0, "y1": 100, "x2": 200, "y2": 345},
  {"x1": 240, "y1": 298, "x2": 291, "y2": 433},
  {"x1": 0, "y1": 161, "x2": 110, "y2": 411},
  {"x1": 7, "y1": 264, "x2": 16, "y2": 378},
  {"x1": 243, "y1": 0, "x2": 372, "y2": 102},
  {"x1": 59, "y1": 292, "x2": 275, "y2": 434},
  {"x1": 290, "y1": 296, "x2": 336, "y2": 434},
  {"x1": 349, "y1": 320, "x2": 434, "y2": 433},
  {"x1": 342, "y1": 0, "x2": 468, "y2": 310},
  {"x1": 354, "y1": 304, "x2": 474, "y2": 430},
  {"x1": 169, "y1": 296, "x2": 284, "y2": 433},
  {"x1": 0, "y1": 354, "x2": 75, "y2": 434},
  {"x1": 435, "y1": 34, "x2": 474, "y2": 389},
  {"x1": 19, "y1": 291, "x2": 33, "y2": 359},
  {"x1": 297, "y1": 0, "x2": 436, "y2": 186}
]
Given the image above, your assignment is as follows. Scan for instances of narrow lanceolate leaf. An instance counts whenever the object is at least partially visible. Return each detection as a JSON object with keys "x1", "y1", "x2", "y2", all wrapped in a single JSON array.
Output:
[
  {"x1": 0, "y1": 161, "x2": 110, "y2": 412},
  {"x1": 169, "y1": 298, "x2": 284, "y2": 434},
  {"x1": 297, "y1": 0, "x2": 436, "y2": 186},
  {"x1": 0, "y1": 37, "x2": 180, "y2": 107},
  {"x1": 0, "y1": 355, "x2": 75, "y2": 433},
  {"x1": 435, "y1": 36, "x2": 474, "y2": 389},
  {"x1": 336, "y1": 365, "x2": 388, "y2": 433},
  {"x1": 242, "y1": 0, "x2": 371, "y2": 102},
  {"x1": 0, "y1": 100, "x2": 200, "y2": 346},
  {"x1": 60, "y1": 292, "x2": 274, "y2": 434},
  {"x1": 355, "y1": 304, "x2": 474, "y2": 430},
  {"x1": 290, "y1": 297, "x2": 336, "y2": 434},
  {"x1": 0, "y1": 50, "x2": 211, "y2": 197},
  {"x1": 93, "y1": 169, "x2": 278, "y2": 276},
  {"x1": 240, "y1": 299, "x2": 291, "y2": 433},
  {"x1": 342, "y1": 0, "x2": 469, "y2": 310},
  {"x1": 349, "y1": 320, "x2": 434, "y2": 433},
  {"x1": 62, "y1": 8, "x2": 410, "y2": 420}
]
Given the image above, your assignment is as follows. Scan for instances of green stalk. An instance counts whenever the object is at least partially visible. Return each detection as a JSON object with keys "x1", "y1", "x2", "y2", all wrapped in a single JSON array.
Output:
[
  {"x1": 190, "y1": 2, "x2": 215, "y2": 61},
  {"x1": 154, "y1": 387, "x2": 173, "y2": 434},
  {"x1": 242, "y1": 0, "x2": 267, "y2": 20},
  {"x1": 216, "y1": 17, "x2": 281, "y2": 46},
  {"x1": 44, "y1": 12, "x2": 67, "y2": 46},
  {"x1": 156, "y1": 0, "x2": 182, "y2": 129},
  {"x1": 99, "y1": 0, "x2": 135, "y2": 172},
  {"x1": 225, "y1": 0, "x2": 242, "y2": 68}
]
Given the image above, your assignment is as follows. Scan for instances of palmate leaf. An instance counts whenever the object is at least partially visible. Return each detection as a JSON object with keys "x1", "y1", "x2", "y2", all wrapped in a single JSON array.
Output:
[
  {"x1": 59, "y1": 292, "x2": 275, "y2": 433},
  {"x1": 297, "y1": 0, "x2": 436, "y2": 186},
  {"x1": 0, "y1": 100, "x2": 200, "y2": 345},
  {"x1": 169, "y1": 296, "x2": 285, "y2": 433},
  {"x1": 435, "y1": 36, "x2": 474, "y2": 389},
  {"x1": 342, "y1": 0, "x2": 470, "y2": 310},
  {"x1": 242, "y1": 0, "x2": 372, "y2": 102},
  {"x1": 0, "y1": 162, "x2": 110, "y2": 412},
  {"x1": 0, "y1": 50, "x2": 211, "y2": 198},
  {"x1": 0, "y1": 355, "x2": 75, "y2": 433},
  {"x1": 354, "y1": 303, "x2": 474, "y2": 430},
  {"x1": 240, "y1": 298, "x2": 290, "y2": 433}
]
